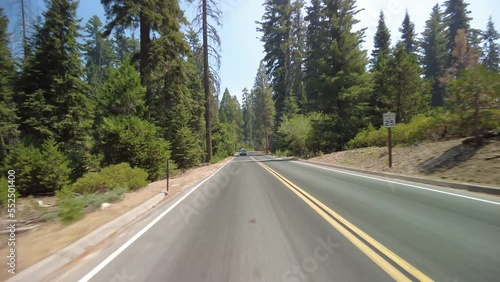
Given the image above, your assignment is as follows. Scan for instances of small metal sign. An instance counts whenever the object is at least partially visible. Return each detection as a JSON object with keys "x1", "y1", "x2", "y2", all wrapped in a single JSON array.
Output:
[{"x1": 383, "y1": 112, "x2": 396, "y2": 128}]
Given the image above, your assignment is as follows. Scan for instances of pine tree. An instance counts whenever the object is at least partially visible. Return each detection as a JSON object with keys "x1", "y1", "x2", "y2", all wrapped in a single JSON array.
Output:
[
  {"x1": 369, "y1": 10, "x2": 392, "y2": 126},
  {"x1": 443, "y1": 0, "x2": 472, "y2": 66},
  {"x1": 304, "y1": 0, "x2": 325, "y2": 112},
  {"x1": 189, "y1": 0, "x2": 223, "y2": 162},
  {"x1": 101, "y1": 0, "x2": 148, "y2": 89},
  {"x1": 0, "y1": 8, "x2": 18, "y2": 162},
  {"x1": 308, "y1": 0, "x2": 371, "y2": 151},
  {"x1": 421, "y1": 4, "x2": 448, "y2": 106},
  {"x1": 101, "y1": 0, "x2": 190, "y2": 122},
  {"x1": 99, "y1": 60, "x2": 146, "y2": 119},
  {"x1": 218, "y1": 88, "x2": 244, "y2": 150},
  {"x1": 40, "y1": 138, "x2": 71, "y2": 193},
  {"x1": 482, "y1": 16, "x2": 500, "y2": 72},
  {"x1": 17, "y1": 0, "x2": 94, "y2": 178},
  {"x1": 282, "y1": 95, "x2": 300, "y2": 120},
  {"x1": 291, "y1": 0, "x2": 306, "y2": 111},
  {"x1": 82, "y1": 15, "x2": 116, "y2": 93},
  {"x1": 387, "y1": 43, "x2": 430, "y2": 123},
  {"x1": 242, "y1": 87, "x2": 255, "y2": 147},
  {"x1": 399, "y1": 11, "x2": 417, "y2": 55},
  {"x1": 113, "y1": 30, "x2": 139, "y2": 63},
  {"x1": 447, "y1": 65, "x2": 500, "y2": 145},
  {"x1": 371, "y1": 11, "x2": 391, "y2": 68},
  {"x1": 172, "y1": 126, "x2": 202, "y2": 170},
  {"x1": 253, "y1": 62, "x2": 275, "y2": 154},
  {"x1": 257, "y1": 0, "x2": 293, "y2": 121}
]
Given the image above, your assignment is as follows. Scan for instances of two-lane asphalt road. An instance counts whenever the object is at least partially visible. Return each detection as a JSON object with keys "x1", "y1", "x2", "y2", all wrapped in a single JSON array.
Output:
[{"x1": 50, "y1": 153, "x2": 500, "y2": 282}]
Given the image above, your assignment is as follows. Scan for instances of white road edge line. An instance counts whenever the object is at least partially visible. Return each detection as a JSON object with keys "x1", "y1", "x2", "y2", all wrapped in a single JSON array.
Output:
[
  {"x1": 294, "y1": 161, "x2": 500, "y2": 206},
  {"x1": 79, "y1": 158, "x2": 234, "y2": 282}
]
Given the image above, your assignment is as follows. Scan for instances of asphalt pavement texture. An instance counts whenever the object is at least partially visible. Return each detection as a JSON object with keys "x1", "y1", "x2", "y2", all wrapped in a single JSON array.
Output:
[{"x1": 47, "y1": 152, "x2": 500, "y2": 282}]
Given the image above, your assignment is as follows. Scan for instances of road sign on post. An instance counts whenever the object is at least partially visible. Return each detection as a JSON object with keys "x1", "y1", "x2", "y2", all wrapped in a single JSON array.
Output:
[{"x1": 383, "y1": 112, "x2": 396, "y2": 168}]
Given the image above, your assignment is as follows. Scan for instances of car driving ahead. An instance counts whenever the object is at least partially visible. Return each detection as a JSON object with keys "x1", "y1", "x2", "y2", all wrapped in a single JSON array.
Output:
[{"x1": 239, "y1": 149, "x2": 247, "y2": 156}]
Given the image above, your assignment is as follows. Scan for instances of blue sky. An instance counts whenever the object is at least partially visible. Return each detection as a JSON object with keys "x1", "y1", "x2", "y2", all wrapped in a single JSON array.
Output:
[{"x1": 2, "y1": 0, "x2": 499, "y2": 102}]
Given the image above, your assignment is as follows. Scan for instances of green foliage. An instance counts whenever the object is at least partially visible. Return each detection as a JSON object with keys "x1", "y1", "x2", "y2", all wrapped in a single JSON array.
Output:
[
  {"x1": 399, "y1": 11, "x2": 417, "y2": 54},
  {"x1": 482, "y1": 16, "x2": 500, "y2": 72},
  {"x1": 71, "y1": 165, "x2": 147, "y2": 196},
  {"x1": 39, "y1": 138, "x2": 71, "y2": 193},
  {"x1": 253, "y1": 63, "x2": 275, "y2": 151},
  {"x1": 3, "y1": 144, "x2": 42, "y2": 196},
  {"x1": 371, "y1": 11, "x2": 391, "y2": 68},
  {"x1": 257, "y1": 0, "x2": 294, "y2": 120},
  {"x1": 386, "y1": 43, "x2": 431, "y2": 123},
  {"x1": 443, "y1": 0, "x2": 472, "y2": 67},
  {"x1": 99, "y1": 60, "x2": 146, "y2": 119},
  {"x1": 56, "y1": 186, "x2": 84, "y2": 223},
  {"x1": 16, "y1": 0, "x2": 94, "y2": 181},
  {"x1": 171, "y1": 126, "x2": 203, "y2": 170},
  {"x1": 347, "y1": 108, "x2": 500, "y2": 149},
  {"x1": 218, "y1": 88, "x2": 244, "y2": 150},
  {"x1": 82, "y1": 15, "x2": 116, "y2": 92},
  {"x1": 274, "y1": 150, "x2": 289, "y2": 157},
  {"x1": 81, "y1": 186, "x2": 127, "y2": 211},
  {"x1": 347, "y1": 115, "x2": 438, "y2": 149},
  {"x1": 0, "y1": 8, "x2": 18, "y2": 163},
  {"x1": 242, "y1": 87, "x2": 255, "y2": 147},
  {"x1": 4, "y1": 143, "x2": 39, "y2": 196},
  {"x1": 0, "y1": 176, "x2": 19, "y2": 208},
  {"x1": 3, "y1": 139, "x2": 72, "y2": 196},
  {"x1": 277, "y1": 114, "x2": 313, "y2": 157},
  {"x1": 447, "y1": 65, "x2": 500, "y2": 138},
  {"x1": 98, "y1": 116, "x2": 170, "y2": 180},
  {"x1": 421, "y1": 4, "x2": 447, "y2": 107},
  {"x1": 72, "y1": 163, "x2": 148, "y2": 194},
  {"x1": 212, "y1": 122, "x2": 235, "y2": 157}
]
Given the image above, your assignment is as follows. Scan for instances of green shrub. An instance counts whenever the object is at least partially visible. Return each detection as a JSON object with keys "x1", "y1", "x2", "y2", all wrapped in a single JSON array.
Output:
[
  {"x1": 277, "y1": 115, "x2": 313, "y2": 158},
  {"x1": 3, "y1": 143, "x2": 44, "y2": 196},
  {"x1": 2, "y1": 139, "x2": 71, "y2": 196},
  {"x1": 0, "y1": 176, "x2": 19, "y2": 208},
  {"x1": 100, "y1": 163, "x2": 148, "y2": 191},
  {"x1": 274, "y1": 150, "x2": 289, "y2": 157},
  {"x1": 56, "y1": 187, "x2": 84, "y2": 223},
  {"x1": 81, "y1": 186, "x2": 127, "y2": 211},
  {"x1": 39, "y1": 138, "x2": 71, "y2": 193},
  {"x1": 347, "y1": 115, "x2": 438, "y2": 149},
  {"x1": 98, "y1": 116, "x2": 171, "y2": 180},
  {"x1": 172, "y1": 126, "x2": 203, "y2": 170},
  {"x1": 72, "y1": 163, "x2": 148, "y2": 194}
]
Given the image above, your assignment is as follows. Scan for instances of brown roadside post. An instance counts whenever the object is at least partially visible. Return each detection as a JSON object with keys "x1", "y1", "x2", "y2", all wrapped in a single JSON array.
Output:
[
  {"x1": 388, "y1": 127, "x2": 392, "y2": 168},
  {"x1": 166, "y1": 159, "x2": 170, "y2": 194},
  {"x1": 383, "y1": 112, "x2": 396, "y2": 168}
]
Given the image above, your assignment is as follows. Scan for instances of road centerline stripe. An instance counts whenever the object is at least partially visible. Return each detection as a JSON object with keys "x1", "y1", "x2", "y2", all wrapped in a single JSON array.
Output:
[{"x1": 251, "y1": 156, "x2": 432, "y2": 282}]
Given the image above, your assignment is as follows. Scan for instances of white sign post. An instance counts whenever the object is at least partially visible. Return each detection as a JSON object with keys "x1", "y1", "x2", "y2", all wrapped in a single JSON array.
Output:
[{"x1": 383, "y1": 112, "x2": 396, "y2": 167}]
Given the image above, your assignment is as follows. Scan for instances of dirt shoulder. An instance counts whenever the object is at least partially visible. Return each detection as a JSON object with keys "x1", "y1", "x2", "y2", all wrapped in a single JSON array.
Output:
[
  {"x1": 0, "y1": 157, "x2": 232, "y2": 281},
  {"x1": 308, "y1": 138, "x2": 500, "y2": 187}
]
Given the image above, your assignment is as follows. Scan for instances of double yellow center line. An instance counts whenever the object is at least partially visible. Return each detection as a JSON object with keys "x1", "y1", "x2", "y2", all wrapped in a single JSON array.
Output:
[{"x1": 251, "y1": 157, "x2": 432, "y2": 282}]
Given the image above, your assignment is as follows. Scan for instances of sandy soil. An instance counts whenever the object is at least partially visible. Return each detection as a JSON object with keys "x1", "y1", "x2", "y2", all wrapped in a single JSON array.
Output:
[
  {"x1": 0, "y1": 157, "x2": 232, "y2": 281},
  {"x1": 308, "y1": 138, "x2": 500, "y2": 187}
]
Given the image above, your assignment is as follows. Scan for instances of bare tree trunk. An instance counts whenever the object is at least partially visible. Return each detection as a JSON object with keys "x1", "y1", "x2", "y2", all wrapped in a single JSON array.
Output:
[
  {"x1": 203, "y1": 0, "x2": 212, "y2": 162},
  {"x1": 139, "y1": 12, "x2": 151, "y2": 120},
  {"x1": 21, "y1": 0, "x2": 28, "y2": 59}
]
